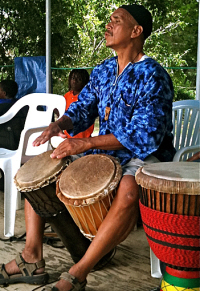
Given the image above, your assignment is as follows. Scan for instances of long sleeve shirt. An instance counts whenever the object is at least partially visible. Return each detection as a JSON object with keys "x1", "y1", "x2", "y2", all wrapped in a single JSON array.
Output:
[{"x1": 65, "y1": 56, "x2": 176, "y2": 165}]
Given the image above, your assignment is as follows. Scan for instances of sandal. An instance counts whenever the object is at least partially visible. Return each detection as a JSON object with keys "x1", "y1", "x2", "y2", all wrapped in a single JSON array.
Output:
[
  {"x1": 0, "y1": 253, "x2": 49, "y2": 286},
  {"x1": 42, "y1": 272, "x2": 87, "y2": 291}
]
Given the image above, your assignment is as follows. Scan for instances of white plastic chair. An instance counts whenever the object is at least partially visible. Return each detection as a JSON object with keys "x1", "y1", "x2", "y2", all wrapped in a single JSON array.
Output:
[
  {"x1": 150, "y1": 99, "x2": 200, "y2": 278},
  {"x1": 173, "y1": 145, "x2": 200, "y2": 162},
  {"x1": 0, "y1": 93, "x2": 66, "y2": 237},
  {"x1": 172, "y1": 99, "x2": 200, "y2": 160},
  {"x1": 50, "y1": 136, "x2": 66, "y2": 149}
]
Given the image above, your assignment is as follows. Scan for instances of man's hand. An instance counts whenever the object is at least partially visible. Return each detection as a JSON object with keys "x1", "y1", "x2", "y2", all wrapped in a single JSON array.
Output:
[
  {"x1": 50, "y1": 134, "x2": 125, "y2": 159},
  {"x1": 33, "y1": 115, "x2": 73, "y2": 147},
  {"x1": 50, "y1": 138, "x2": 92, "y2": 159},
  {"x1": 33, "y1": 122, "x2": 67, "y2": 147}
]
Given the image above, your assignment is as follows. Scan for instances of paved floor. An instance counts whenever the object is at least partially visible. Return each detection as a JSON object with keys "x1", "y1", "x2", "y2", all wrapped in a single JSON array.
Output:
[{"x1": 0, "y1": 190, "x2": 160, "y2": 291}]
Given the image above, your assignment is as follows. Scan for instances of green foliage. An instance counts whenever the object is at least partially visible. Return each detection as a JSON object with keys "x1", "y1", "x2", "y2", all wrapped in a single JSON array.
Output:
[{"x1": 0, "y1": 0, "x2": 198, "y2": 100}]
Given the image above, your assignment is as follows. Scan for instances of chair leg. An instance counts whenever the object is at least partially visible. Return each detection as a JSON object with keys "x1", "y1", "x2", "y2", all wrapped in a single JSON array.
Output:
[
  {"x1": 4, "y1": 171, "x2": 18, "y2": 237},
  {"x1": 150, "y1": 248, "x2": 162, "y2": 278},
  {"x1": 3, "y1": 160, "x2": 21, "y2": 237}
]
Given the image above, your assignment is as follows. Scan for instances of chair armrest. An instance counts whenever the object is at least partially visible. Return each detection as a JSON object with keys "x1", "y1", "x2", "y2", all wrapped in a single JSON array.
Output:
[
  {"x1": 173, "y1": 145, "x2": 200, "y2": 162},
  {"x1": 20, "y1": 126, "x2": 48, "y2": 156},
  {"x1": 0, "y1": 100, "x2": 28, "y2": 124}
]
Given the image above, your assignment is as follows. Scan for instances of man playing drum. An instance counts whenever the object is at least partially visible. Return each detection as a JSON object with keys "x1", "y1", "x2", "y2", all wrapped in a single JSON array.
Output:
[{"x1": 0, "y1": 4, "x2": 176, "y2": 291}]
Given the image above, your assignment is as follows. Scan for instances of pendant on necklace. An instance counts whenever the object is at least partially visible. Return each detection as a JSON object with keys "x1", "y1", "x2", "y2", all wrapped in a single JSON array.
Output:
[{"x1": 104, "y1": 106, "x2": 111, "y2": 121}]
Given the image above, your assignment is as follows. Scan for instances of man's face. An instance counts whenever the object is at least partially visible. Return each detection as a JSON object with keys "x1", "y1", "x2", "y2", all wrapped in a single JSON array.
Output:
[{"x1": 105, "y1": 8, "x2": 138, "y2": 50}]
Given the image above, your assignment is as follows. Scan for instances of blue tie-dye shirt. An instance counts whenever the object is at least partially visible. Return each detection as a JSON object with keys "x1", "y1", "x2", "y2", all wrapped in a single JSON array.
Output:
[{"x1": 65, "y1": 56, "x2": 176, "y2": 165}]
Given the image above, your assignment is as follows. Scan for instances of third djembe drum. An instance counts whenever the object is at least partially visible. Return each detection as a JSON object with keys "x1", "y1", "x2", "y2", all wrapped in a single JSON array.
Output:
[{"x1": 135, "y1": 162, "x2": 200, "y2": 291}]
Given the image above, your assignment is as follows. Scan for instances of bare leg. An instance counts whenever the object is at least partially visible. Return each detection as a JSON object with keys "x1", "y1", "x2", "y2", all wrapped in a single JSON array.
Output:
[
  {"x1": 5, "y1": 199, "x2": 45, "y2": 275},
  {"x1": 55, "y1": 175, "x2": 139, "y2": 290}
]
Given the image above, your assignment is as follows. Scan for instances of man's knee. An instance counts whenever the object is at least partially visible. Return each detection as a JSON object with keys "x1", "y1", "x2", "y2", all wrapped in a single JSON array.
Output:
[{"x1": 117, "y1": 175, "x2": 139, "y2": 209}]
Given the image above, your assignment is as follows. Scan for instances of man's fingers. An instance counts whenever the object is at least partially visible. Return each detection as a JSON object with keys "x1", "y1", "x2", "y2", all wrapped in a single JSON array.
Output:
[
  {"x1": 33, "y1": 135, "x2": 49, "y2": 146},
  {"x1": 58, "y1": 132, "x2": 68, "y2": 138},
  {"x1": 33, "y1": 123, "x2": 64, "y2": 147},
  {"x1": 50, "y1": 150, "x2": 68, "y2": 159}
]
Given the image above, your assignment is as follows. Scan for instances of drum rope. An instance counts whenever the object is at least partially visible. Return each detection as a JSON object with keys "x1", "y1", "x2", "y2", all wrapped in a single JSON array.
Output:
[
  {"x1": 140, "y1": 202, "x2": 200, "y2": 269},
  {"x1": 67, "y1": 206, "x2": 84, "y2": 232},
  {"x1": 77, "y1": 206, "x2": 92, "y2": 235},
  {"x1": 89, "y1": 205, "x2": 99, "y2": 232},
  {"x1": 69, "y1": 206, "x2": 93, "y2": 237},
  {"x1": 66, "y1": 189, "x2": 117, "y2": 240}
]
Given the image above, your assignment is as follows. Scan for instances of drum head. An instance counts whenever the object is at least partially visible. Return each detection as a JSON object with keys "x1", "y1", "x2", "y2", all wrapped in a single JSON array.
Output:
[
  {"x1": 135, "y1": 162, "x2": 200, "y2": 195},
  {"x1": 59, "y1": 154, "x2": 122, "y2": 204},
  {"x1": 14, "y1": 150, "x2": 71, "y2": 191}
]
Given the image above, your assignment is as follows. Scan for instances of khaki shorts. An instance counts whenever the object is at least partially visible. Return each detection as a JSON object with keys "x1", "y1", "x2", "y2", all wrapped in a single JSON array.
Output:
[
  {"x1": 72, "y1": 154, "x2": 159, "y2": 177},
  {"x1": 122, "y1": 155, "x2": 160, "y2": 176}
]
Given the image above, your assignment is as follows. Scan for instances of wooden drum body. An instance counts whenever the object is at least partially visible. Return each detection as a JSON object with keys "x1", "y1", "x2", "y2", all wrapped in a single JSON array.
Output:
[
  {"x1": 14, "y1": 150, "x2": 71, "y2": 217},
  {"x1": 135, "y1": 162, "x2": 200, "y2": 291},
  {"x1": 56, "y1": 154, "x2": 122, "y2": 240}
]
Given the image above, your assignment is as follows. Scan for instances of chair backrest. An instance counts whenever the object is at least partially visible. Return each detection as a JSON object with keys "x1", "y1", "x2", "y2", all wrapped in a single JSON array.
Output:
[
  {"x1": 0, "y1": 93, "x2": 66, "y2": 163},
  {"x1": 172, "y1": 99, "x2": 200, "y2": 160}
]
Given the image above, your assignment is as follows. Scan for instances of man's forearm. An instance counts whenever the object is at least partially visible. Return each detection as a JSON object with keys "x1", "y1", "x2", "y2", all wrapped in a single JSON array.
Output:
[
  {"x1": 50, "y1": 132, "x2": 125, "y2": 159},
  {"x1": 56, "y1": 115, "x2": 73, "y2": 131},
  {"x1": 55, "y1": 116, "x2": 124, "y2": 151},
  {"x1": 88, "y1": 134, "x2": 125, "y2": 151}
]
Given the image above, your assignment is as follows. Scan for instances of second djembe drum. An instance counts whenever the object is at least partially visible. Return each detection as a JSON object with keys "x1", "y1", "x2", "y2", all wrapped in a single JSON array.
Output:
[
  {"x1": 56, "y1": 154, "x2": 122, "y2": 240},
  {"x1": 135, "y1": 162, "x2": 200, "y2": 291}
]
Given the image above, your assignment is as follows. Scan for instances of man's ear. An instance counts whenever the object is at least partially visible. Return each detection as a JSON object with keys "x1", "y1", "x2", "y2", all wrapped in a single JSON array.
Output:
[{"x1": 131, "y1": 25, "x2": 143, "y2": 38}]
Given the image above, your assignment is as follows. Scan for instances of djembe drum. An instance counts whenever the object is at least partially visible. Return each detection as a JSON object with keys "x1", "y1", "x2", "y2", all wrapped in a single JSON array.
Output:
[
  {"x1": 14, "y1": 150, "x2": 71, "y2": 217},
  {"x1": 135, "y1": 162, "x2": 200, "y2": 291},
  {"x1": 56, "y1": 154, "x2": 122, "y2": 240}
]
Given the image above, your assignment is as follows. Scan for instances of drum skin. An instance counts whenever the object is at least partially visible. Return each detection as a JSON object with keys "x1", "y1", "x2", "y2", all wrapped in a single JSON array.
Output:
[
  {"x1": 56, "y1": 154, "x2": 122, "y2": 240},
  {"x1": 14, "y1": 150, "x2": 71, "y2": 217}
]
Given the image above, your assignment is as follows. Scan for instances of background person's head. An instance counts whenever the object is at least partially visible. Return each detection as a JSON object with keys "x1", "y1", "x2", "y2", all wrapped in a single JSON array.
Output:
[
  {"x1": 0, "y1": 80, "x2": 18, "y2": 100},
  {"x1": 68, "y1": 69, "x2": 90, "y2": 94}
]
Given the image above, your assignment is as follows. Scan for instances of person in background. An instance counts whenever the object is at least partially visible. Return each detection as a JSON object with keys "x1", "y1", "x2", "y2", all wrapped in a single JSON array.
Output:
[
  {"x1": 0, "y1": 80, "x2": 28, "y2": 150},
  {"x1": 0, "y1": 80, "x2": 18, "y2": 114},
  {"x1": 0, "y1": 80, "x2": 28, "y2": 190},
  {"x1": 63, "y1": 69, "x2": 94, "y2": 138}
]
